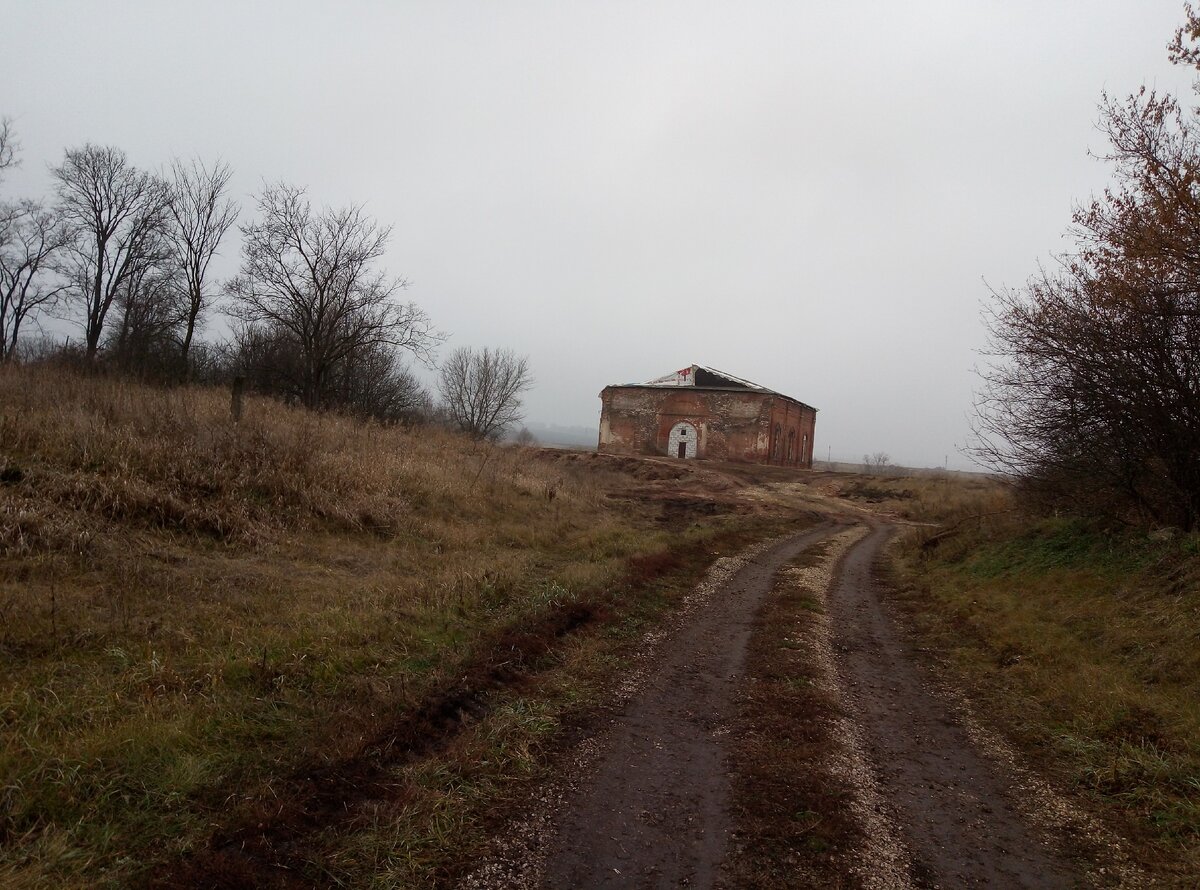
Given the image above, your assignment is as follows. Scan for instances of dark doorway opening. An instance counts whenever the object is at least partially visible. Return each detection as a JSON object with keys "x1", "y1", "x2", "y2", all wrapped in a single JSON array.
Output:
[{"x1": 677, "y1": 442, "x2": 686, "y2": 458}]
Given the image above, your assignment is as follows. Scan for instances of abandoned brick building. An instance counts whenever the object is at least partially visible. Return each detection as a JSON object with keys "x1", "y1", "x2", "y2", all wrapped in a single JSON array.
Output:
[{"x1": 598, "y1": 365, "x2": 817, "y2": 467}]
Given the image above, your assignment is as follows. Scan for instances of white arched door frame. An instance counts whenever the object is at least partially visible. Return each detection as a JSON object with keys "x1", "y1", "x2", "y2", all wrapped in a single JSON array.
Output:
[{"x1": 667, "y1": 421, "x2": 698, "y2": 459}]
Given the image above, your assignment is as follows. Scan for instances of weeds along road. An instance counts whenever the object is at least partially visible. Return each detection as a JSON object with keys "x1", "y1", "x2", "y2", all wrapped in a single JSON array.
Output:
[{"x1": 471, "y1": 515, "x2": 1085, "y2": 889}]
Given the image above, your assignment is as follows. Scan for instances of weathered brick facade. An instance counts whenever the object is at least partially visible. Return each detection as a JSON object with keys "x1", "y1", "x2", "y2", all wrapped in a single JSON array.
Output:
[{"x1": 597, "y1": 365, "x2": 817, "y2": 467}]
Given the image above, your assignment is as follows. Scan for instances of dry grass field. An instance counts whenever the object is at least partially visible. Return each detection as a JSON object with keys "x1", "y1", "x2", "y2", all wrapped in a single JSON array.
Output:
[{"x1": 0, "y1": 365, "x2": 799, "y2": 888}]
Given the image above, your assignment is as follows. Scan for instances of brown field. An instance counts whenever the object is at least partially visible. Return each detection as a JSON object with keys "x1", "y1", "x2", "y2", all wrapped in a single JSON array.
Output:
[{"x1": 0, "y1": 365, "x2": 816, "y2": 887}]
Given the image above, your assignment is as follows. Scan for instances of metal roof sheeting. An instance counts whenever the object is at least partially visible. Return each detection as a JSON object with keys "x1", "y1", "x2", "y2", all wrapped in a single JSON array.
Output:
[{"x1": 618, "y1": 364, "x2": 817, "y2": 411}]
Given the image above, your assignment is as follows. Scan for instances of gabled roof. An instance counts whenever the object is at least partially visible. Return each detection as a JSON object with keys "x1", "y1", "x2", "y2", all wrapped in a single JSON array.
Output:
[{"x1": 616, "y1": 364, "x2": 817, "y2": 411}]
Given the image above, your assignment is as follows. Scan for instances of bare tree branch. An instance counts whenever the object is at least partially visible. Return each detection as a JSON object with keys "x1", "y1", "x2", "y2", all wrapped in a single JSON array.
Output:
[
  {"x1": 227, "y1": 182, "x2": 441, "y2": 409},
  {"x1": 0, "y1": 117, "x2": 18, "y2": 184},
  {"x1": 52, "y1": 144, "x2": 172, "y2": 360},
  {"x1": 438, "y1": 346, "x2": 533, "y2": 440},
  {"x1": 166, "y1": 157, "x2": 238, "y2": 375},
  {"x1": 0, "y1": 201, "x2": 70, "y2": 360}
]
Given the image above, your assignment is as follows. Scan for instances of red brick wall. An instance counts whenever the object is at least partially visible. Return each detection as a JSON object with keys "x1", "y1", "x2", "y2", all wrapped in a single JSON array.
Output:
[{"x1": 598, "y1": 386, "x2": 816, "y2": 467}]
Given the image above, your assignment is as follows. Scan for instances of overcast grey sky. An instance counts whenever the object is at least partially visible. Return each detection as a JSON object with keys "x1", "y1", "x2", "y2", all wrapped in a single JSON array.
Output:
[{"x1": 2, "y1": 1, "x2": 1195, "y2": 468}]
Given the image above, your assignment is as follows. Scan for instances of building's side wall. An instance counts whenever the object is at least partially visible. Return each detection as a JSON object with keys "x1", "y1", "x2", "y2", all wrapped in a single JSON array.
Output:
[
  {"x1": 598, "y1": 386, "x2": 662, "y2": 455},
  {"x1": 599, "y1": 386, "x2": 815, "y2": 466},
  {"x1": 765, "y1": 397, "x2": 817, "y2": 469},
  {"x1": 800, "y1": 404, "x2": 816, "y2": 467}
]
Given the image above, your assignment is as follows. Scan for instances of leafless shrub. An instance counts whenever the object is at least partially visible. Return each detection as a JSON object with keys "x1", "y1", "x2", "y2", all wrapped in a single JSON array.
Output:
[
  {"x1": 223, "y1": 322, "x2": 432, "y2": 423},
  {"x1": 325, "y1": 339, "x2": 433, "y2": 423},
  {"x1": 104, "y1": 264, "x2": 184, "y2": 377},
  {"x1": 862, "y1": 452, "x2": 891, "y2": 475}
]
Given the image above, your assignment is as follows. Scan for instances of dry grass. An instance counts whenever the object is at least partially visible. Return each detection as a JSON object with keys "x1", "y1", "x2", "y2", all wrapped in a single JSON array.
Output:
[
  {"x1": 892, "y1": 491, "x2": 1200, "y2": 883},
  {"x1": 0, "y1": 364, "x2": 594, "y2": 552},
  {"x1": 833, "y1": 471, "x2": 1011, "y2": 525},
  {"x1": 0, "y1": 364, "x2": 771, "y2": 888}
]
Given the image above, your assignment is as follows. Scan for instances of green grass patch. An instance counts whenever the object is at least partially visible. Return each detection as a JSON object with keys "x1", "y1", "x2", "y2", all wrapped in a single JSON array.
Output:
[{"x1": 894, "y1": 515, "x2": 1200, "y2": 882}]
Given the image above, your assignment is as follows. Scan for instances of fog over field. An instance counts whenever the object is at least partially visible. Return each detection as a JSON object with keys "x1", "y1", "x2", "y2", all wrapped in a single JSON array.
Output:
[{"x1": 1, "y1": 1, "x2": 1193, "y2": 468}]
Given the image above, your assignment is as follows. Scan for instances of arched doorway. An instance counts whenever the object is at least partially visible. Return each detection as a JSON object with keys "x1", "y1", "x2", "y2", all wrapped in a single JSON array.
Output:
[{"x1": 667, "y1": 421, "x2": 698, "y2": 459}]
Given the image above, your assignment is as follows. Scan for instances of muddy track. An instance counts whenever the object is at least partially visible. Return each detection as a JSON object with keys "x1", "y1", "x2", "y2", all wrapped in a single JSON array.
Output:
[
  {"x1": 830, "y1": 522, "x2": 1080, "y2": 888},
  {"x1": 538, "y1": 522, "x2": 841, "y2": 888},
  {"x1": 500, "y1": 518, "x2": 1089, "y2": 889}
]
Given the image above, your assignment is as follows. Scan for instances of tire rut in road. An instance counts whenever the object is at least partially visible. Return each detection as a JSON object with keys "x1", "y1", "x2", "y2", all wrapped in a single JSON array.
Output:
[
  {"x1": 538, "y1": 522, "x2": 841, "y2": 889},
  {"x1": 829, "y1": 522, "x2": 1081, "y2": 889}
]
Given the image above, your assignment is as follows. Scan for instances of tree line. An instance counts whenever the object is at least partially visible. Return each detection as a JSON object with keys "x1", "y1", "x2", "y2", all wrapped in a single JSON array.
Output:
[
  {"x1": 0, "y1": 124, "x2": 530, "y2": 439},
  {"x1": 974, "y1": 9, "x2": 1200, "y2": 530}
]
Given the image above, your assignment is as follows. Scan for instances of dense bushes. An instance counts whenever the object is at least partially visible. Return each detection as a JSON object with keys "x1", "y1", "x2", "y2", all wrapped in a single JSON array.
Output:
[{"x1": 974, "y1": 15, "x2": 1200, "y2": 529}]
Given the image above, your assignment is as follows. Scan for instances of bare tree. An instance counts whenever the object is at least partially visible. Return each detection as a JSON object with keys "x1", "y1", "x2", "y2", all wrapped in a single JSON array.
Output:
[
  {"x1": 165, "y1": 158, "x2": 238, "y2": 375},
  {"x1": 0, "y1": 201, "x2": 70, "y2": 360},
  {"x1": 53, "y1": 145, "x2": 172, "y2": 359},
  {"x1": 227, "y1": 182, "x2": 440, "y2": 409},
  {"x1": 438, "y1": 346, "x2": 533, "y2": 440},
  {"x1": 862, "y1": 452, "x2": 891, "y2": 475},
  {"x1": 0, "y1": 117, "x2": 17, "y2": 184},
  {"x1": 0, "y1": 117, "x2": 23, "y2": 301}
]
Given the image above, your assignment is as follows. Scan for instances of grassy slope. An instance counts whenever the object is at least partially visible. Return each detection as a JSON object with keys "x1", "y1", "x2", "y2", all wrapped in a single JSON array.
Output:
[
  {"x1": 0, "y1": 366, "x2": 793, "y2": 887},
  {"x1": 892, "y1": 505, "x2": 1200, "y2": 881}
]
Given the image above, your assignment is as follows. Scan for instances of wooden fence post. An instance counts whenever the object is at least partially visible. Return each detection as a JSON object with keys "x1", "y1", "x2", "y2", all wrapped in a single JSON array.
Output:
[{"x1": 231, "y1": 376, "x2": 244, "y2": 423}]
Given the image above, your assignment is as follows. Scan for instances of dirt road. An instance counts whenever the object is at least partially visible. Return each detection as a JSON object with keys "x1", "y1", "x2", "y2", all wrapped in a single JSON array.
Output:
[
  {"x1": 831, "y1": 522, "x2": 1079, "y2": 888},
  {"x1": 540, "y1": 522, "x2": 840, "y2": 888},
  {"x1": 472, "y1": 517, "x2": 1085, "y2": 888}
]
